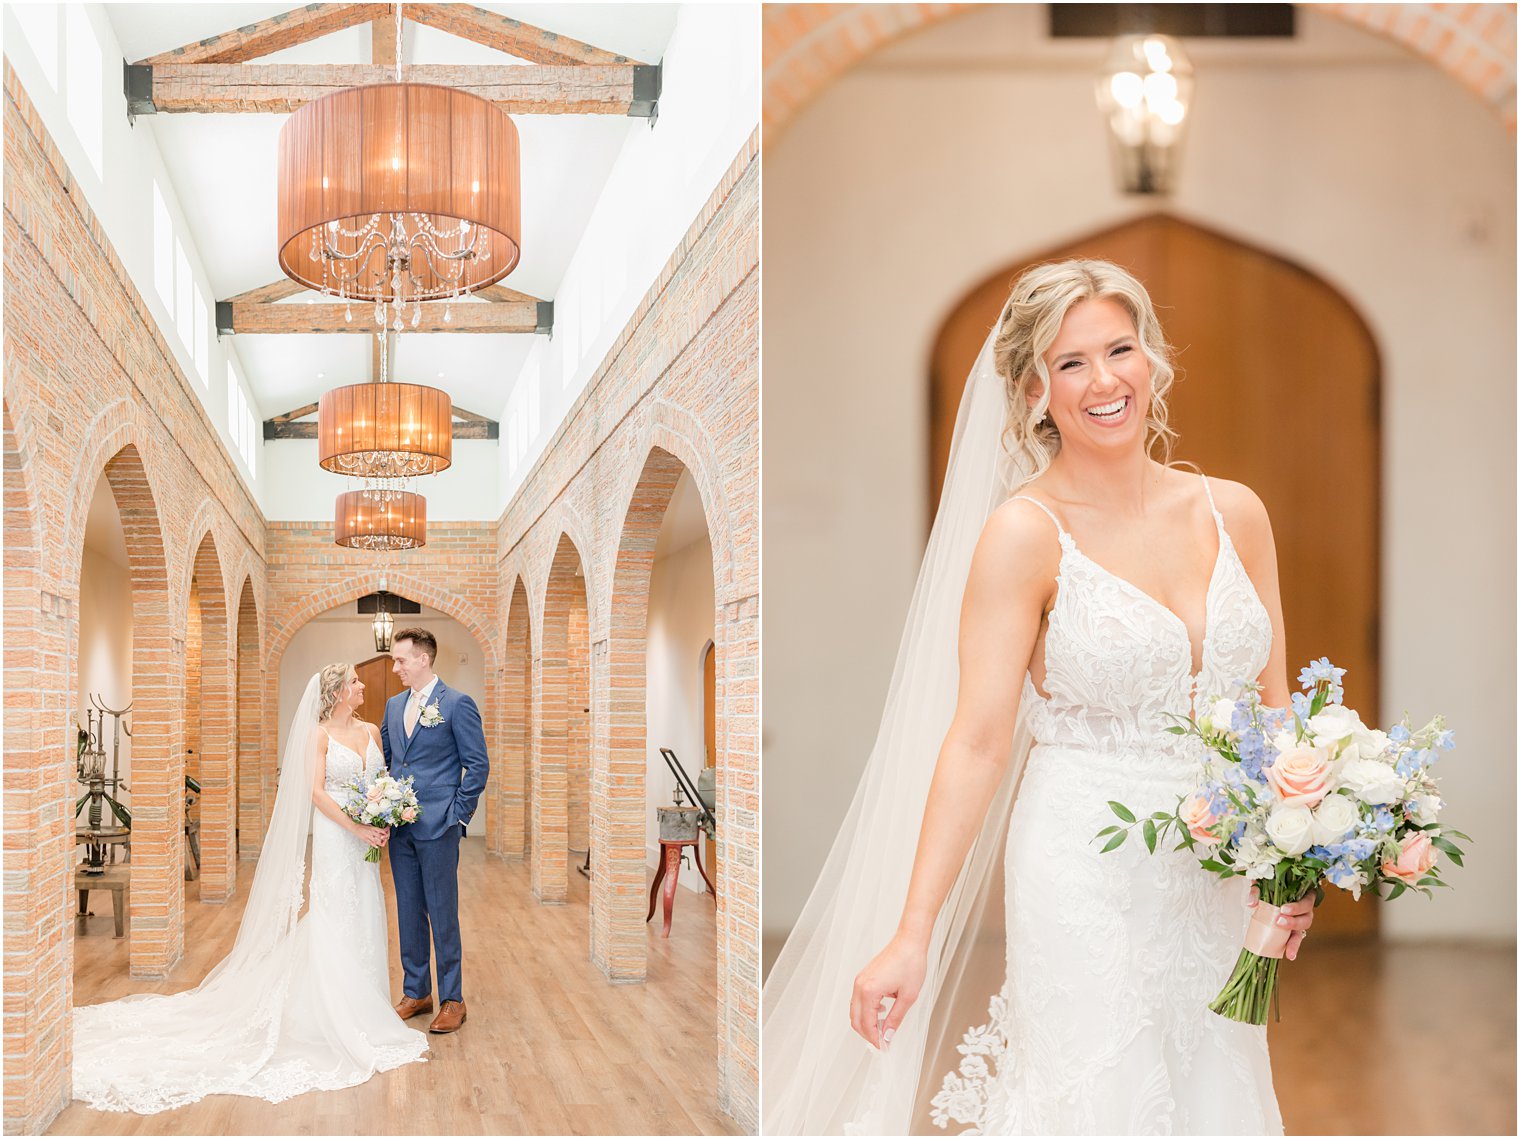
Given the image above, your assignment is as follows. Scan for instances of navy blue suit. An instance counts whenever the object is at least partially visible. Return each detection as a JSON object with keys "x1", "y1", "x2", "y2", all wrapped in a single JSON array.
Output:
[{"x1": 381, "y1": 678, "x2": 489, "y2": 1004}]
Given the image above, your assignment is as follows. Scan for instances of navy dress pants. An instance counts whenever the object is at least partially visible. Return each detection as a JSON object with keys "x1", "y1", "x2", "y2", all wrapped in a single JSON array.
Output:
[{"x1": 388, "y1": 823, "x2": 463, "y2": 1003}]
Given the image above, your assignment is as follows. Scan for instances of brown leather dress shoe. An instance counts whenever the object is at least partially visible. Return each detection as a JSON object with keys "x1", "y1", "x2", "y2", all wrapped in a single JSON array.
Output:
[
  {"x1": 394, "y1": 994, "x2": 434, "y2": 1021},
  {"x1": 428, "y1": 999, "x2": 467, "y2": 1034}
]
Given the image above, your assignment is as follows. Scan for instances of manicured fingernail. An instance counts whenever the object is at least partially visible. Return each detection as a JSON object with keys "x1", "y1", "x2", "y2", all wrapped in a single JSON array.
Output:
[
  {"x1": 882, "y1": 1028, "x2": 895, "y2": 1044},
  {"x1": 1276, "y1": 915, "x2": 1288, "y2": 925}
]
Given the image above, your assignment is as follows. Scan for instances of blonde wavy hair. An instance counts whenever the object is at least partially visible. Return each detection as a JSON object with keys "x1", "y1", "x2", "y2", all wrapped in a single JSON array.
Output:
[
  {"x1": 994, "y1": 258, "x2": 1179, "y2": 486},
  {"x1": 316, "y1": 662, "x2": 355, "y2": 722}
]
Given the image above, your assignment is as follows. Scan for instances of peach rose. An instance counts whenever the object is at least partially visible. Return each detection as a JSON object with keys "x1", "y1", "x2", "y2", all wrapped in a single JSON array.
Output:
[
  {"x1": 401, "y1": 806, "x2": 418, "y2": 822},
  {"x1": 365, "y1": 784, "x2": 385, "y2": 802},
  {"x1": 1179, "y1": 793, "x2": 1220, "y2": 842},
  {"x1": 1264, "y1": 745, "x2": 1332, "y2": 808},
  {"x1": 1382, "y1": 832, "x2": 1436, "y2": 885}
]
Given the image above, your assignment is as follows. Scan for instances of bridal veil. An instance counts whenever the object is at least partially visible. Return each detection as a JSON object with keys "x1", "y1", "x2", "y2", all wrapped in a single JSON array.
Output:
[
  {"x1": 73, "y1": 674, "x2": 328, "y2": 1112},
  {"x1": 763, "y1": 328, "x2": 1038, "y2": 1134}
]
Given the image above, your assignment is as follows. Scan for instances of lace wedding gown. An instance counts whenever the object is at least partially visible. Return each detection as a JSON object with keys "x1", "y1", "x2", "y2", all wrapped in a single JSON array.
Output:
[
  {"x1": 930, "y1": 478, "x2": 1283, "y2": 1136},
  {"x1": 73, "y1": 734, "x2": 428, "y2": 1113}
]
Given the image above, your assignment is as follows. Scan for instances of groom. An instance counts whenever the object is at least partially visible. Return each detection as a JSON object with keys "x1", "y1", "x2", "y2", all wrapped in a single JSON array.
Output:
[{"x1": 381, "y1": 627, "x2": 489, "y2": 1034}]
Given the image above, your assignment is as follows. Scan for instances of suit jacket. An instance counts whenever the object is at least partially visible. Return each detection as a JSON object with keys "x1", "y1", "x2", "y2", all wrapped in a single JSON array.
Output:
[{"x1": 380, "y1": 678, "x2": 490, "y2": 843}]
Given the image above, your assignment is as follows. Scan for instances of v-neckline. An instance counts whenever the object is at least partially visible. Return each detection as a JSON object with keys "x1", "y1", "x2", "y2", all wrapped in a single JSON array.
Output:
[
  {"x1": 327, "y1": 733, "x2": 376, "y2": 765},
  {"x1": 1057, "y1": 521, "x2": 1228, "y2": 686}
]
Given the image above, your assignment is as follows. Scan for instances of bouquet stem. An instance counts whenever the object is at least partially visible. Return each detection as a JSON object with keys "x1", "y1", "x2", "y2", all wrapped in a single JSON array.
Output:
[
  {"x1": 1208, "y1": 882, "x2": 1305, "y2": 1025},
  {"x1": 365, "y1": 847, "x2": 384, "y2": 864}
]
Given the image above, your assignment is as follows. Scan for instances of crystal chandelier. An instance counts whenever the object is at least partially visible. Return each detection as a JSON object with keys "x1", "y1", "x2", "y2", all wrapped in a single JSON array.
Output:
[
  {"x1": 335, "y1": 488, "x2": 427, "y2": 551},
  {"x1": 275, "y1": 5, "x2": 521, "y2": 330},
  {"x1": 317, "y1": 349, "x2": 453, "y2": 481},
  {"x1": 1095, "y1": 35, "x2": 1195, "y2": 195}
]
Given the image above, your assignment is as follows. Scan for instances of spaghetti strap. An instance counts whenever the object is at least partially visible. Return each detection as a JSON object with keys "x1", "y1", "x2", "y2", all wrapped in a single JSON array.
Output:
[
  {"x1": 1011, "y1": 494, "x2": 1069, "y2": 540},
  {"x1": 1199, "y1": 474, "x2": 1225, "y2": 530}
]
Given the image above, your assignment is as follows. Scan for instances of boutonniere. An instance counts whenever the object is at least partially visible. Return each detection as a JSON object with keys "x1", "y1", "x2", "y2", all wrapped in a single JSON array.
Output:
[{"x1": 418, "y1": 700, "x2": 445, "y2": 728}]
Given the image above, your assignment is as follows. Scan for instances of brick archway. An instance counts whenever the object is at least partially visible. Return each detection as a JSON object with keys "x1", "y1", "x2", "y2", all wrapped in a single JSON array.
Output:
[
  {"x1": 76, "y1": 444, "x2": 184, "y2": 979},
  {"x1": 534, "y1": 534, "x2": 592, "y2": 905},
  {"x1": 489, "y1": 576, "x2": 533, "y2": 862},
  {"x1": 2, "y1": 398, "x2": 71, "y2": 1131},
  {"x1": 234, "y1": 576, "x2": 264, "y2": 860},
  {"x1": 186, "y1": 529, "x2": 235, "y2": 902},
  {"x1": 762, "y1": 3, "x2": 1516, "y2": 143}
]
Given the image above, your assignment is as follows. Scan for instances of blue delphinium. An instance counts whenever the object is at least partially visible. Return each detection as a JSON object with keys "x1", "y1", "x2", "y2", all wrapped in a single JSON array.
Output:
[
  {"x1": 1388, "y1": 723, "x2": 1412, "y2": 744},
  {"x1": 1298, "y1": 657, "x2": 1347, "y2": 703},
  {"x1": 1435, "y1": 729, "x2": 1456, "y2": 751},
  {"x1": 1289, "y1": 691, "x2": 1311, "y2": 722}
]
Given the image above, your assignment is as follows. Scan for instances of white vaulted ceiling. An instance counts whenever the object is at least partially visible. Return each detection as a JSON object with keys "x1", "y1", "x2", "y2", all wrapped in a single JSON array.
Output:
[{"x1": 104, "y1": 4, "x2": 679, "y2": 419}]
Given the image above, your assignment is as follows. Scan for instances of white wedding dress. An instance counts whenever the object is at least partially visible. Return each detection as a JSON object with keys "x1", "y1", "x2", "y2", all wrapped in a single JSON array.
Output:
[
  {"x1": 929, "y1": 479, "x2": 1283, "y2": 1135},
  {"x1": 72, "y1": 731, "x2": 428, "y2": 1113}
]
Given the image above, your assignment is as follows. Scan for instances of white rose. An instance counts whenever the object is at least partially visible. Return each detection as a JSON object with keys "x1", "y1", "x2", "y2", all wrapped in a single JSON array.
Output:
[
  {"x1": 1354, "y1": 727, "x2": 1392, "y2": 762},
  {"x1": 384, "y1": 784, "x2": 402, "y2": 800},
  {"x1": 1272, "y1": 729, "x2": 1300, "y2": 756},
  {"x1": 1264, "y1": 804, "x2": 1315, "y2": 856},
  {"x1": 1306, "y1": 705, "x2": 1362, "y2": 745},
  {"x1": 1407, "y1": 793, "x2": 1441, "y2": 826},
  {"x1": 1310, "y1": 793, "x2": 1360, "y2": 844},
  {"x1": 1339, "y1": 757, "x2": 1407, "y2": 805}
]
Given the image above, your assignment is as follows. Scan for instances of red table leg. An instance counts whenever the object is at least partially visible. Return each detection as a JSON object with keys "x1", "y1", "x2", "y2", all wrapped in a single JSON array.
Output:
[
  {"x1": 647, "y1": 846, "x2": 669, "y2": 922},
  {"x1": 661, "y1": 843, "x2": 682, "y2": 938}
]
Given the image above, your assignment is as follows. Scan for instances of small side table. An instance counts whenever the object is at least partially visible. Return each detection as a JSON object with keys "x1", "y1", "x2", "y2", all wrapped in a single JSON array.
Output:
[
  {"x1": 645, "y1": 839, "x2": 716, "y2": 938},
  {"x1": 75, "y1": 864, "x2": 130, "y2": 938}
]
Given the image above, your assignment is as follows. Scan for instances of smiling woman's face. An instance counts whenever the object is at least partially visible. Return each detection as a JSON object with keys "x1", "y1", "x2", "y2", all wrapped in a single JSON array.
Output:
[{"x1": 1032, "y1": 296, "x2": 1151, "y2": 454}]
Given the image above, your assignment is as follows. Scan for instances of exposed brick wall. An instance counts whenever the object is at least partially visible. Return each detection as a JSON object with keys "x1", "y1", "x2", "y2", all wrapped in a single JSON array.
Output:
[
  {"x1": 762, "y1": 2, "x2": 1516, "y2": 143},
  {"x1": 3, "y1": 64, "x2": 266, "y2": 1134},
  {"x1": 493, "y1": 130, "x2": 759, "y2": 1129},
  {"x1": 4, "y1": 58, "x2": 759, "y2": 1137}
]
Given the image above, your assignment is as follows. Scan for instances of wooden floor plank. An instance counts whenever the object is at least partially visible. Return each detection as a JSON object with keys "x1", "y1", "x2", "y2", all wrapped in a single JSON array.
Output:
[{"x1": 58, "y1": 841, "x2": 737, "y2": 1136}]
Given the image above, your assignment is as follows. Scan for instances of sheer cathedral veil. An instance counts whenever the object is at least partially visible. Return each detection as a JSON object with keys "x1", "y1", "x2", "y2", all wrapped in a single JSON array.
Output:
[
  {"x1": 72, "y1": 674, "x2": 328, "y2": 1112},
  {"x1": 762, "y1": 327, "x2": 1040, "y2": 1135}
]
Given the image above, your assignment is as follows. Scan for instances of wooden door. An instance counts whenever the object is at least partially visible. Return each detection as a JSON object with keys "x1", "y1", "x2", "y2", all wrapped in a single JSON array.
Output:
[
  {"x1": 355, "y1": 654, "x2": 405, "y2": 731},
  {"x1": 929, "y1": 215, "x2": 1381, "y2": 938}
]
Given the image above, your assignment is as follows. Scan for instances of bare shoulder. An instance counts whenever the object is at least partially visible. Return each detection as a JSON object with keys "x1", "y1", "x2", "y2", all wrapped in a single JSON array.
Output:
[
  {"x1": 977, "y1": 495, "x2": 1064, "y2": 588},
  {"x1": 1205, "y1": 476, "x2": 1275, "y2": 556}
]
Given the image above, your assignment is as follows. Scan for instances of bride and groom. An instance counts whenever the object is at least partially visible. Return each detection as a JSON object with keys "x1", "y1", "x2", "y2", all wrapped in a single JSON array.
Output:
[{"x1": 72, "y1": 627, "x2": 490, "y2": 1113}]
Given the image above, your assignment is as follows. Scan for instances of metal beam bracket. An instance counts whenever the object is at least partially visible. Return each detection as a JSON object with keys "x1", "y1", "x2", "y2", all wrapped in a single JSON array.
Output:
[
  {"x1": 215, "y1": 301, "x2": 236, "y2": 337},
  {"x1": 629, "y1": 61, "x2": 661, "y2": 124},
  {"x1": 535, "y1": 301, "x2": 554, "y2": 337},
  {"x1": 124, "y1": 63, "x2": 156, "y2": 119}
]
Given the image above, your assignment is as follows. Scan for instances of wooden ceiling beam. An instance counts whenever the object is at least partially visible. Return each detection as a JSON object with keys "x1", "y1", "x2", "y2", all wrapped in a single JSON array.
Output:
[
  {"x1": 371, "y1": 5, "x2": 400, "y2": 69},
  {"x1": 220, "y1": 299, "x2": 548, "y2": 335},
  {"x1": 136, "y1": 4, "x2": 379, "y2": 66},
  {"x1": 403, "y1": 5, "x2": 645, "y2": 66},
  {"x1": 223, "y1": 279, "x2": 308, "y2": 306},
  {"x1": 264, "y1": 403, "x2": 498, "y2": 440},
  {"x1": 127, "y1": 61, "x2": 657, "y2": 117}
]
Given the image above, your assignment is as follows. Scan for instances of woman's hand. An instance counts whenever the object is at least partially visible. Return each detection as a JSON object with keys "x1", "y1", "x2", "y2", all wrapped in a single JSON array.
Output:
[
  {"x1": 1248, "y1": 884, "x2": 1315, "y2": 960},
  {"x1": 850, "y1": 937, "x2": 928, "y2": 1050},
  {"x1": 354, "y1": 824, "x2": 389, "y2": 849}
]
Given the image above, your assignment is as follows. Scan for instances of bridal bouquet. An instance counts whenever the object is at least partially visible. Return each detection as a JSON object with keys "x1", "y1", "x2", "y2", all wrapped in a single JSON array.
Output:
[
  {"x1": 1094, "y1": 658, "x2": 1466, "y2": 1025},
  {"x1": 342, "y1": 772, "x2": 422, "y2": 862}
]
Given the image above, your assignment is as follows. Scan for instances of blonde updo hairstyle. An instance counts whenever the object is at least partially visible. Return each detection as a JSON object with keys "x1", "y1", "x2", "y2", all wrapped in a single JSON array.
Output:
[
  {"x1": 995, "y1": 258, "x2": 1179, "y2": 486},
  {"x1": 316, "y1": 662, "x2": 355, "y2": 722}
]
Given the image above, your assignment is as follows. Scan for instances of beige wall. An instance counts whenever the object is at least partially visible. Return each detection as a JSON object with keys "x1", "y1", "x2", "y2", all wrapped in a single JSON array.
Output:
[
  {"x1": 645, "y1": 476, "x2": 717, "y2": 891},
  {"x1": 763, "y1": 7, "x2": 1516, "y2": 943},
  {"x1": 76, "y1": 546, "x2": 133, "y2": 795}
]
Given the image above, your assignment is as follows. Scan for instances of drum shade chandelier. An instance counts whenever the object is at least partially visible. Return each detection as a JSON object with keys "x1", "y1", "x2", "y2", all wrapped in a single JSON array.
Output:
[
  {"x1": 276, "y1": 33, "x2": 522, "y2": 330},
  {"x1": 335, "y1": 488, "x2": 427, "y2": 551},
  {"x1": 1095, "y1": 34, "x2": 1195, "y2": 194},
  {"x1": 317, "y1": 369, "x2": 453, "y2": 480}
]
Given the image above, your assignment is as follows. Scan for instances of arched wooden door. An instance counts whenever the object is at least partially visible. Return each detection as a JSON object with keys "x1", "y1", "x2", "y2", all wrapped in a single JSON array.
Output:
[
  {"x1": 355, "y1": 654, "x2": 405, "y2": 728},
  {"x1": 930, "y1": 215, "x2": 1381, "y2": 937}
]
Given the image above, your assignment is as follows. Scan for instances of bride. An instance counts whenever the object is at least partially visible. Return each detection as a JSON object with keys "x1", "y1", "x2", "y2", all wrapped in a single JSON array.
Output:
[
  {"x1": 763, "y1": 260, "x2": 1315, "y2": 1135},
  {"x1": 72, "y1": 662, "x2": 429, "y2": 1113}
]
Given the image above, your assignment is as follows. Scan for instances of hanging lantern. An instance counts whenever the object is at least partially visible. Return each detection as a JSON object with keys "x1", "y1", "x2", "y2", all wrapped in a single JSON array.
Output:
[
  {"x1": 277, "y1": 83, "x2": 521, "y2": 318},
  {"x1": 372, "y1": 590, "x2": 395, "y2": 653},
  {"x1": 1095, "y1": 35, "x2": 1195, "y2": 194},
  {"x1": 334, "y1": 489, "x2": 427, "y2": 550},
  {"x1": 318, "y1": 378, "x2": 452, "y2": 478}
]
